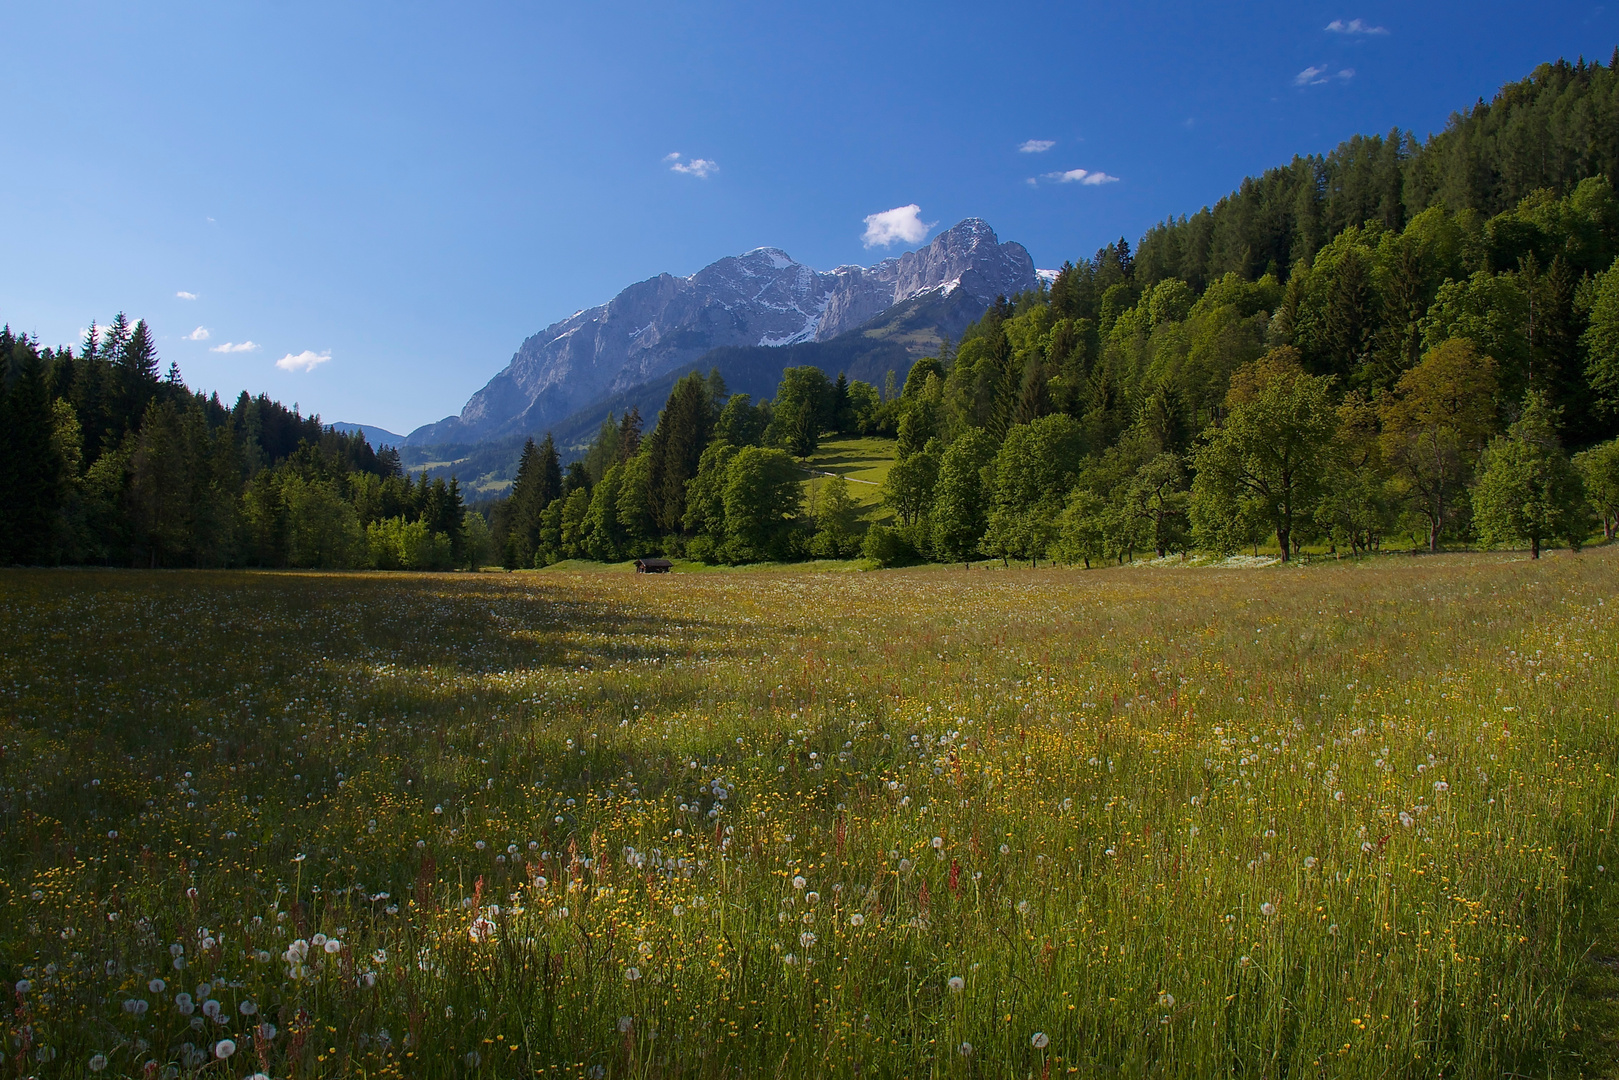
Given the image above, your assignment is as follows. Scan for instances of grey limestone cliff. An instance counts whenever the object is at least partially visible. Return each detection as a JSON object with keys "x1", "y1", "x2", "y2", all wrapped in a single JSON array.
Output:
[{"x1": 406, "y1": 219, "x2": 1035, "y2": 445}]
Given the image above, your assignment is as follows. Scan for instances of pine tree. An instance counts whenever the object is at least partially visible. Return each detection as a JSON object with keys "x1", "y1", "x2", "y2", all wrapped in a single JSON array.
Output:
[
  {"x1": 617, "y1": 408, "x2": 644, "y2": 461},
  {"x1": 0, "y1": 343, "x2": 64, "y2": 563},
  {"x1": 645, "y1": 374, "x2": 716, "y2": 533}
]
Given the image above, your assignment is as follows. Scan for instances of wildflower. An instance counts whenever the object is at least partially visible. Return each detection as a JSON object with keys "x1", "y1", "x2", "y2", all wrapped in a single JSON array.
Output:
[
  {"x1": 1303, "y1": 856, "x2": 1318, "y2": 869},
  {"x1": 372, "y1": 949, "x2": 388, "y2": 965},
  {"x1": 469, "y1": 917, "x2": 496, "y2": 943},
  {"x1": 637, "y1": 941, "x2": 654, "y2": 957},
  {"x1": 214, "y1": 1039, "x2": 236, "y2": 1059},
  {"x1": 1017, "y1": 900, "x2": 1030, "y2": 915},
  {"x1": 898, "y1": 859, "x2": 913, "y2": 872},
  {"x1": 1260, "y1": 902, "x2": 1277, "y2": 916},
  {"x1": 1239, "y1": 955, "x2": 1251, "y2": 967},
  {"x1": 618, "y1": 1016, "x2": 634, "y2": 1033},
  {"x1": 1159, "y1": 992, "x2": 1175, "y2": 1008},
  {"x1": 624, "y1": 967, "x2": 642, "y2": 981},
  {"x1": 999, "y1": 844, "x2": 1010, "y2": 854},
  {"x1": 89, "y1": 1054, "x2": 108, "y2": 1072},
  {"x1": 1334, "y1": 791, "x2": 1345, "y2": 801},
  {"x1": 311, "y1": 933, "x2": 328, "y2": 948},
  {"x1": 1434, "y1": 780, "x2": 1449, "y2": 793},
  {"x1": 947, "y1": 976, "x2": 965, "y2": 992},
  {"x1": 284, "y1": 940, "x2": 309, "y2": 965},
  {"x1": 931, "y1": 836, "x2": 944, "y2": 849},
  {"x1": 239, "y1": 1000, "x2": 258, "y2": 1016},
  {"x1": 792, "y1": 875, "x2": 807, "y2": 889},
  {"x1": 1031, "y1": 1032, "x2": 1049, "y2": 1048},
  {"x1": 175, "y1": 993, "x2": 195, "y2": 1015},
  {"x1": 1399, "y1": 811, "x2": 1415, "y2": 828},
  {"x1": 805, "y1": 891, "x2": 820, "y2": 905},
  {"x1": 464, "y1": 1051, "x2": 482, "y2": 1067},
  {"x1": 782, "y1": 953, "x2": 797, "y2": 966},
  {"x1": 148, "y1": 978, "x2": 165, "y2": 993},
  {"x1": 14, "y1": 980, "x2": 30, "y2": 994},
  {"x1": 849, "y1": 913, "x2": 865, "y2": 927},
  {"x1": 958, "y1": 1042, "x2": 973, "y2": 1056},
  {"x1": 324, "y1": 939, "x2": 343, "y2": 955},
  {"x1": 800, "y1": 931, "x2": 817, "y2": 948}
]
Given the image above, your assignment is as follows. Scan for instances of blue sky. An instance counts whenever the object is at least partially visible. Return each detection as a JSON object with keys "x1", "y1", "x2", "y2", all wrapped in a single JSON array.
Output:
[{"x1": 3, "y1": 2, "x2": 1617, "y2": 435}]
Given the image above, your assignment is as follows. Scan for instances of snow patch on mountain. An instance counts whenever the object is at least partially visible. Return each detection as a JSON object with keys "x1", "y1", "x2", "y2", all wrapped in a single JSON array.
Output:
[{"x1": 407, "y1": 219, "x2": 1037, "y2": 445}]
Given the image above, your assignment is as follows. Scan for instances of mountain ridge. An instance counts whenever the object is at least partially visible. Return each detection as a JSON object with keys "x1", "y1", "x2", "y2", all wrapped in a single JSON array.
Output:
[{"x1": 404, "y1": 218, "x2": 1036, "y2": 447}]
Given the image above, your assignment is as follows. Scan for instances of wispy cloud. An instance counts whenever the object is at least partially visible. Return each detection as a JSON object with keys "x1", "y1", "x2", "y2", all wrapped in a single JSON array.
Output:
[
  {"x1": 176, "y1": 291, "x2": 198, "y2": 301},
  {"x1": 210, "y1": 341, "x2": 259, "y2": 354},
  {"x1": 183, "y1": 326, "x2": 210, "y2": 342},
  {"x1": 1034, "y1": 168, "x2": 1120, "y2": 186},
  {"x1": 1018, "y1": 139, "x2": 1056, "y2": 154},
  {"x1": 666, "y1": 152, "x2": 718, "y2": 178},
  {"x1": 275, "y1": 350, "x2": 330, "y2": 373},
  {"x1": 861, "y1": 204, "x2": 934, "y2": 248},
  {"x1": 1295, "y1": 64, "x2": 1356, "y2": 86},
  {"x1": 1326, "y1": 18, "x2": 1388, "y2": 34}
]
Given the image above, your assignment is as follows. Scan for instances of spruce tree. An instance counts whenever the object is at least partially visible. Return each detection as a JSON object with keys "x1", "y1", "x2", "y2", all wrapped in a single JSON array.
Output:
[
  {"x1": 645, "y1": 374, "x2": 716, "y2": 533},
  {"x1": 0, "y1": 343, "x2": 64, "y2": 563}
]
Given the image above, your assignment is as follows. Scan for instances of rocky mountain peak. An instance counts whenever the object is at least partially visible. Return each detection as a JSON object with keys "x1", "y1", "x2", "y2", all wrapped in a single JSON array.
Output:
[{"x1": 405, "y1": 219, "x2": 1037, "y2": 446}]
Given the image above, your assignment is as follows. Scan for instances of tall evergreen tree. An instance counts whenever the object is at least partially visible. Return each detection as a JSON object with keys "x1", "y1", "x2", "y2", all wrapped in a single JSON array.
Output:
[{"x1": 644, "y1": 374, "x2": 716, "y2": 534}]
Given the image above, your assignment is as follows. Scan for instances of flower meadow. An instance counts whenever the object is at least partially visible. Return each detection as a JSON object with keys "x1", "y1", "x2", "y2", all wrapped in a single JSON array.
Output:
[{"x1": 1, "y1": 553, "x2": 1617, "y2": 1078}]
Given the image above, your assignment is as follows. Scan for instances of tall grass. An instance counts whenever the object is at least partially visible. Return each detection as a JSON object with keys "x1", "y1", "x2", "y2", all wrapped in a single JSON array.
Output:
[{"x1": 1, "y1": 551, "x2": 1615, "y2": 1077}]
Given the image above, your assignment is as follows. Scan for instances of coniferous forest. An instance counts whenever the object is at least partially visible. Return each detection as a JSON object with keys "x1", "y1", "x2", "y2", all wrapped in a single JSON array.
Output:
[
  {"x1": 0, "y1": 314, "x2": 479, "y2": 570},
  {"x1": 10, "y1": 56, "x2": 1619, "y2": 570}
]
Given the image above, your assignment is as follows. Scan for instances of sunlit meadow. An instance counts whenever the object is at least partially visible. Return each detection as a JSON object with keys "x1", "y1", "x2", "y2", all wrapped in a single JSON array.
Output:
[{"x1": 2, "y1": 552, "x2": 1617, "y2": 1078}]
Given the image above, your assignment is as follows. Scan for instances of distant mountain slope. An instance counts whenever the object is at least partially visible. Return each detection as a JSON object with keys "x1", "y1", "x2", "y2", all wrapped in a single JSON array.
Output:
[
  {"x1": 398, "y1": 287, "x2": 993, "y2": 491},
  {"x1": 404, "y1": 218, "x2": 1035, "y2": 447},
  {"x1": 331, "y1": 421, "x2": 405, "y2": 447}
]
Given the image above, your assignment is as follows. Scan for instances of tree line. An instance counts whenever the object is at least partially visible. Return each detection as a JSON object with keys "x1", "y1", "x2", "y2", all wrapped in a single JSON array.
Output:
[
  {"x1": 0, "y1": 318, "x2": 485, "y2": 569},
  {"x1": 493, "y1": 55, "x2": 1619, "y2": 569},
  {"x1": 488, "y1": 366, "x2": 895, "y2": 567}
]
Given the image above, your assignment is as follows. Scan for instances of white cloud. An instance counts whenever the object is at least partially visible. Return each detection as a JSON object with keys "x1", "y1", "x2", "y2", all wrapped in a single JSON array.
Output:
[
  {"x1": 666, "y1": 153, "x2": 718, "y2": 178},
  {"x1": 176, "y1": 291, "x2": 198, "y2": 300},
  {"x1": 1039, "y1": 168, "x2": 1120, "y2": 186},
  {"x1": 1294, "y1": 65, "x2": 1330, "y2": 86},
  {"x1": 275, "y1": 349, "x2": 330, "y2": 373},
  {"x1": 861, "y1": 204, "x2": 934, "y2": 248},
  {"x1": 183, "y1": 326, "x2": 210, "y2": 341},
  {"x1": 1326, "y1": 18, "x2": 1388, "y2": 34},
  {"x1": 210, "y1": 341, "x2": 260, "y2": 354},
  {"x1": 1018, "y1": 139, "x2": 1056, "y2": 153},
  {"x1": 1338, "y1": 68, "x2": 1356, "y2": 80}
]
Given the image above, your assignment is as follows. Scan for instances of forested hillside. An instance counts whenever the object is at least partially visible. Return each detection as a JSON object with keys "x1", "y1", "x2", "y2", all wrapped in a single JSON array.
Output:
[
  {"x1": 490, "y1": 56, "x2": 1619, "y2": 569},
  {"x1": 9, "y1": 55, "x2": 1619, "y2": 570},
  {"x1": 0, "y1": 318, "x2": 482, "y2": 569}
]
